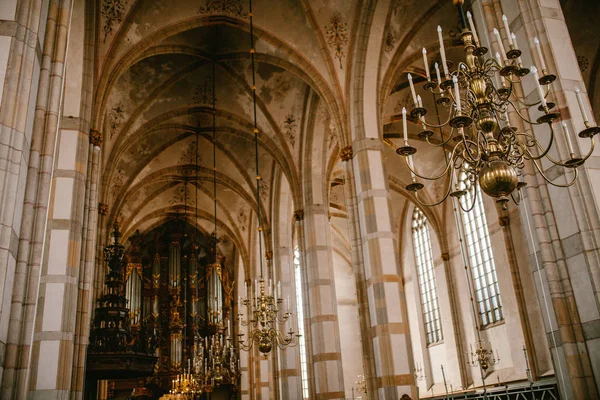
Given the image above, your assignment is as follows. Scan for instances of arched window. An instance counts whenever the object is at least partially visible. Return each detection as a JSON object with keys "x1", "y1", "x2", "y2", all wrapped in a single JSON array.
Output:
[
  {"x1": 294, "y1": 247, "x2": 309, "y2": 399},
  {"x1": 458, "y1": 170, "x2": 503, "y2": 326},
  {"x1": 412, "y1": 208, "x2": 443, "y2": 345}
]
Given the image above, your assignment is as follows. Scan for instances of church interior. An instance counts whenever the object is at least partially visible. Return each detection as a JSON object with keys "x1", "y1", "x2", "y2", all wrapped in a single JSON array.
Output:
[{"x1": 0, "y1": 0, "x2": 600, "y2": 399}]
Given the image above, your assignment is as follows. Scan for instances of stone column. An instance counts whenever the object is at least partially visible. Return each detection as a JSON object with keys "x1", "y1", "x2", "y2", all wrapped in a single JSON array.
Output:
[
  {"x1": 70, "y1": 133, "x2": 101, "y2": 398},
  {"x1": 296, "y1": 206, "x2": 346, "y2": 399},
  {"x1": 351, "y1": 137, "x2": 416, "y2": 399},
  {"x1": 339, "y1": 146, "x2": 378, "y2": 398},
  {"x1": 0, "y1": 0, "x2": 45, "y2": 391}
]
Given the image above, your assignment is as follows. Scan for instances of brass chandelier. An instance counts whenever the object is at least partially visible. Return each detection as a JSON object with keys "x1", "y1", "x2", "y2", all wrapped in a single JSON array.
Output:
[
  {"x1": 236, "y1": 0, "x2": 300, "y2": 355},
  {"x1": 396, "y1": 0, "x2": 599, "y2": 210}
]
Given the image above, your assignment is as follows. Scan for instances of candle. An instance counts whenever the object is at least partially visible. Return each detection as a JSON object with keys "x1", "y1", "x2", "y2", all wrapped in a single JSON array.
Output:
[
  {"x1": 511, "y1": 33, "x2": 523, "y2": 64},
  {"x1": 277, "y1": 281, "x2": 281, "y2": 298},
  {"x1": 561, "y1": 121, "x2": 575, "y2": 155},
  {"x1": 408, "y1": 154, "x2": 416, "y2": 180},
  {"x1": 530, "y1": 66, "x2": 547, "y2": 109},
  {"x1": 575, "y1": 87, "x2": 589, "y2": 123},
  {"x1": 402, "y1": 107, "x2": 408, "y2": 143},
  {"x1": 495, "y1": 52, "x2": 506, "y2": 86},
  {"x1": 453, "y1": 75, "x2": 461, "y2": 113},
  {"x1": 533, "y1": 37, "x2": 547, "y2": 72},
  {"x1": 408, "y1": 73, "x2": 418, "y2": 106},
  {"x1": 434, "y1": 62, "x2": 442, "y2": 85},
  {"x1": 422, "y1": 48, "x2": 431, "y2": 81},
  {"x1": 417, "y1": 95, "x2": 423, "y2": 108},
  {"x1": 245, "y1": 281, "x2": 248, "y2": 298},
  {"x1": 502, "y1": 15, "x2": 513, "y2": 47},
  {"x1": 493, "y1": 28, "x2": 507, "y2": 62},
  {"x1": 437, "y1": 26, "x2": 449, "y2": 77},
  {"x1": 466, "y1": 11, "x2": 479, "y2": 45}
]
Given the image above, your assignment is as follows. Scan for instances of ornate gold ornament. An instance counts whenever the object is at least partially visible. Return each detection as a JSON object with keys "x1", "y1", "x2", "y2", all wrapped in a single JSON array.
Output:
[
  {"x1": 340, "y1": 146, "x2": 353, "y2": 161},
  {"x1": 89, "y1": 129, "x2": 103, "y2": 147}
]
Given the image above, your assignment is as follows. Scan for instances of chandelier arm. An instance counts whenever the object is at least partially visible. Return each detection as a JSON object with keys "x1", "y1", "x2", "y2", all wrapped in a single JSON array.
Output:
[
  {"x1": 510, "y1": 189, "x2": 522, "y2": 205},
  {"x1": 411, "y1": 173, "x2": 454, "y2": 207},
  {"x1": 529, "y1": 157, "x2": 580, "y2": 187},
  {"x1": 404, "y1": 146, "x2": 458, "y2": 181},
  {"x1": 425, "y1": 128, "x2": 457, "y2": 148},
  {"x1": 459, "y1": 135, "x2": 483, "y2": 165},
  {"x1": 508, "y1": 85, "x2": 549, "y2": 108},
  {"x1": 522, "y1": 123, "x2": 556, "y2": 160},
  {"x1": 506, "y1": 100, "x2": 544, "y2": 125},
  {"x1": 419, "y1": 108, "x2": 454, "y2": 129}
]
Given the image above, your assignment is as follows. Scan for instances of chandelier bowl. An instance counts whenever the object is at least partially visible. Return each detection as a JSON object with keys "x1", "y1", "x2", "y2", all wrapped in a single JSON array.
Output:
[{"x1": 478, "y1": 160, "x2": 519, "y2": 198}]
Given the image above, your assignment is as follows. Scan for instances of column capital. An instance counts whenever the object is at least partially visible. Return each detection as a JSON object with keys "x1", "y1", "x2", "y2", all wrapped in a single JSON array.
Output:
[
  {"x1": 265, "y1": 250, "x2": 273, "y2": 260},
  {"x1": 294, "y1": 209, "x2": 304, "y2": 221},
  {"x1": 90, "y1": 129, "x2": 102, "y2": 147},
  {"x1": 340, "y1": 146, "x2": 353, "y2": 161},
  {"x1": 499, "y1": 216, "x2": 510, "y2": 227},
  {"x1": 441, "y1": 252, "x2": 450, "y2": 261}
]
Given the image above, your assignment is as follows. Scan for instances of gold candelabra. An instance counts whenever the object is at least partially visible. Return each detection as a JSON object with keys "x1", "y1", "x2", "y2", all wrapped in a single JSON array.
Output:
[
  {"x1": 170, "y1": 360, "x2": 201, "y2": 398},
  {"x1": 468, "y1": 339, "x2": 500, "y2": 371},
  {"x1": 396, "y1": 2, "x2": 599, "y2": 210},
  {"x1": 237, "y1": 278, "x2": 300, "y2": 355}
]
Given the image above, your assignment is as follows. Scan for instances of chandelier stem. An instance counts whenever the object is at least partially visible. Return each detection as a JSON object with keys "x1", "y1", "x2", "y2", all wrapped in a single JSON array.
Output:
[
  {"x1": 248, "y1": 0, "x2": 264, "y2": 279},
  {"x1": 212, "y1": 55, "x2": 218, "y2": 261}
]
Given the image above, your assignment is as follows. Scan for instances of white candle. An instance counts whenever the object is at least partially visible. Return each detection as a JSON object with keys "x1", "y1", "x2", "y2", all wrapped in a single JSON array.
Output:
[
  {"x1": 422, "y1": 48, "x2": 430, "y2": 81},
  {"x1": 408, "y1": 73, "x2": 418, "y2": 106},
  {"x1": 511, "y1": 33, "x2": 523, "y2": 64},
  {"x1": 277, "y1": 281, "x2": 281, "y2": 298},
  {"x1": 562, "y1": 121, "x2": 574, "y2": 154},
  {"x1": 533, "y1": 37, "x2": 547, "y2": 72},
  {"x1": 402, "y1": 107, "x2": 408, "y2": 143},
  {"x1": 417, "y1": 95, "x2": 423, "y2": 108},
  {"x1": 438, "y1": 26, "x2": 449, "y2": 77},
  {"x1": 495, "y1": 52, "x2": 506, "y2": 85},
  {"x1": 575, "y1": 87, "x2": 589, "y2": 123},
  {"x1": 466, "y1": 11, "x2": 479, "y2": 45},
  {"x1": 530, "y1": 66, "x2": 547, "y2": 109},
  {"x1": 453, "y1": 75, "x2": 461, "y2": 113},
  {"x1": 434, "y1": 62, "x2": 442, "y2": 85},
  {"x1": 493, "y1": 28, "x2": 507, "y2": 62},
  {"x1": 408, "y1": 154, "x2": 416, "y2": 180},
  {"x1": 244, "y1": 281, "x2": 248, "y2": 298},
  {"x1": 502, "y1": 15, "x2": 513, "y2": 46}
]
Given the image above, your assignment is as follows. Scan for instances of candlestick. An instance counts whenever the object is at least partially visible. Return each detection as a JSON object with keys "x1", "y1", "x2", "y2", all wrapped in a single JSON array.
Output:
[
  {"x1": 575, "y1": 87, "x2": 589, "y2": 123},
  {"x1": 511, "y1": 33, "x2": 523, "y2": 64},
  {"x1": 422, "y1": 48, "x2": 430, "y2": 81},
  {"x1": 533, "y1": 37, "x2": 547, "y2": 72},
  {"x1": 402, "y1": 107, "x2": 408, "y2": 143},
  {"x1": 408, "y1": 73, "x2": 418, "y2": 106},
  {"x1": 453, "y1": 75, "x2": 461, "y2": 113},
  {"x1": 493, "y1": 28, "x2": 507, "y2": 62},
  {"x1": 502, "y1": 15, "x2": 513, "y2": 47},
  {"x1": 530, "y1": 66, "x2": 547, "y2": 109},
  {"x1": 466, "y1": 11, "x2": 479, "y2": 45},
  {"x1": 437, "y1": 26, "x2": 449, "y2": 77}
]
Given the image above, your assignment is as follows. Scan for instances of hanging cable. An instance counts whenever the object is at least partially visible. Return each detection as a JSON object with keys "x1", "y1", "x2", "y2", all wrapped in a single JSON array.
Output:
[{"x1": 212, "y1": 53, "x2": 218, "y2": 261}]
